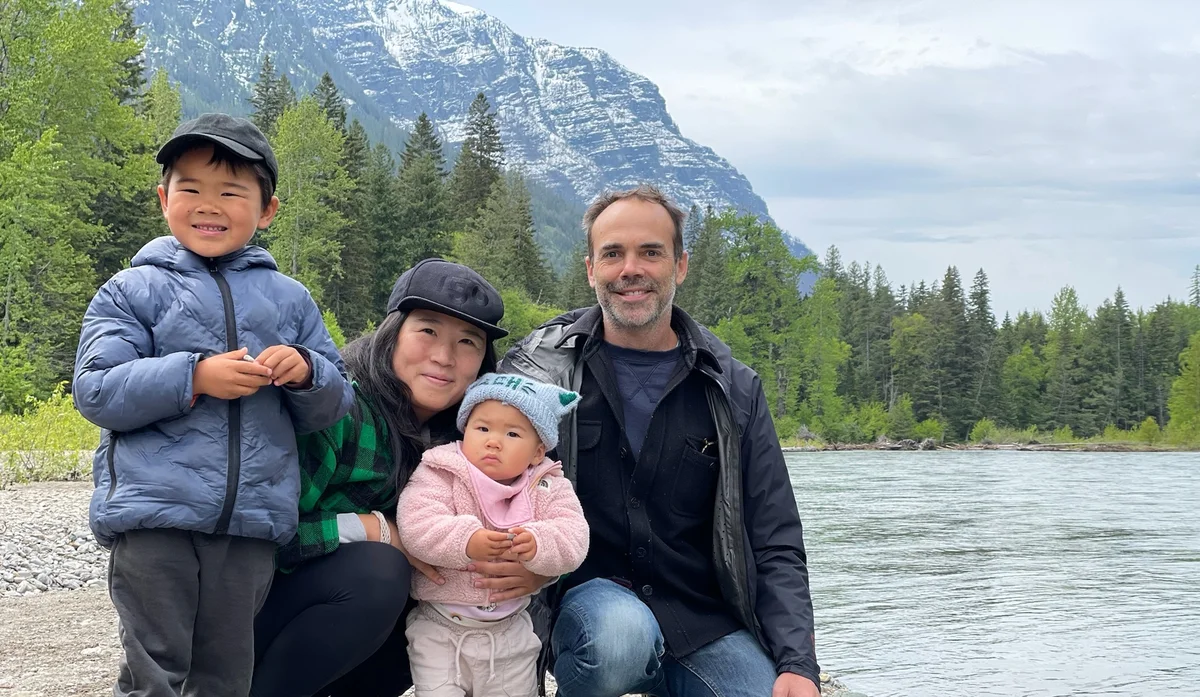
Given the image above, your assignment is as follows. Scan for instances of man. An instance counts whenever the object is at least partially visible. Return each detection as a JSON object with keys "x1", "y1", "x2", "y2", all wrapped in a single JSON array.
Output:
[{"x1": 500, "y1": 185, "x2": 819, "y2": 697}]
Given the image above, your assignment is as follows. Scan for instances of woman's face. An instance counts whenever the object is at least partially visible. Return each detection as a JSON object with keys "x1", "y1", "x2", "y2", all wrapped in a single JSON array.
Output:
[{"x1": 392, "y1": 309, "x2": 489, "y2": 424}]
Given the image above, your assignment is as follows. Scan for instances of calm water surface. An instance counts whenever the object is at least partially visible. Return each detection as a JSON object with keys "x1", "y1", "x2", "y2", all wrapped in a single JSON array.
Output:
[{"x1": 787, "y1": 451, "x2": 1200, "y2": 697}]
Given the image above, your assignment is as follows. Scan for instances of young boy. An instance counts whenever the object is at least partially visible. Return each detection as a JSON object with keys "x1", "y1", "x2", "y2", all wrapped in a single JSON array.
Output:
[
  {"x1": 398, "y1": 373, "x2": 590, "y2": 696},
  {"x1": 73, "y1": 113, "x2": 355, "y2": 697}
]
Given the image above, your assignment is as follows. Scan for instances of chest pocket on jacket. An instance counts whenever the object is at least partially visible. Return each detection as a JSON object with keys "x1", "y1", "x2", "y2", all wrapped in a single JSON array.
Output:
[
  {"x1": 573, "y1": 420, "x2": 603, "y2": 503},
  {"x1": 670, "y1": 435, "x2": 720, "y2": 519}
]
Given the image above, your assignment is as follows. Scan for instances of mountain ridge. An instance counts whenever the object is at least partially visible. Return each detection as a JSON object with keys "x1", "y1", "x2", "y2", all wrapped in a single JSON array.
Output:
[{"x1": 133, "y1": 0, "x2": 813, "y2": 262}]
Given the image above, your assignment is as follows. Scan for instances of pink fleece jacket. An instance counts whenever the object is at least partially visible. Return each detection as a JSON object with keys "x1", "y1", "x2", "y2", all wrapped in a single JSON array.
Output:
[{"x1": 397, "y1": 442, "x2": 589, "y2": 606}]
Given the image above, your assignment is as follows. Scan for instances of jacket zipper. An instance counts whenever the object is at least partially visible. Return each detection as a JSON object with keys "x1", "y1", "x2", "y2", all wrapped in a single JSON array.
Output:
[
  {"x1": 209, "y1": 261, "x2": 241, "y2": 535},
  {"x1": 104, "y1": 431, "x2": 119, "y2": 501}
]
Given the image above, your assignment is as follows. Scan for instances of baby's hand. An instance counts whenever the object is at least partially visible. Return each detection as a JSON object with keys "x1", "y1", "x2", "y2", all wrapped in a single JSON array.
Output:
[
  {"x1": 508, "y1": 527, "x2": 536, "y2": 562},
  {"x1": 257, "y1": 345, "x2": 311, "y2": 387},
  {"x1": 466, "y1": 529, "x2": 512, "y2": 561}
]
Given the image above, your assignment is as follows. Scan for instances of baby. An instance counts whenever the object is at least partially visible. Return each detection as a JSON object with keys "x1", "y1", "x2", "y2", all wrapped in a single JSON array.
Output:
[{"x1": 398, "y1": 373, "x2": 589, "y2": 696}]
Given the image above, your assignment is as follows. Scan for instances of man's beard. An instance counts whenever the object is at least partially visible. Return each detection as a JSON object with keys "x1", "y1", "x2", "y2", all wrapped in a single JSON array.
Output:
[{"x1": 598, "y1": 272, "x2": 677, "y2": 330}]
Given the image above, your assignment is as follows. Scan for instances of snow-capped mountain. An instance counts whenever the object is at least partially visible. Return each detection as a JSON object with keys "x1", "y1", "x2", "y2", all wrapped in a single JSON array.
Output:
[{"x1": 135, "y1": 0, "x2": 809, "y2": 255}]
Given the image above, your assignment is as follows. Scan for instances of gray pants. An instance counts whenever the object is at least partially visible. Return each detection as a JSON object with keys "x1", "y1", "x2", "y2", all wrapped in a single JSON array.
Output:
[{"x1": 107, "y1": 528, "x2": 276, "y2": 697}]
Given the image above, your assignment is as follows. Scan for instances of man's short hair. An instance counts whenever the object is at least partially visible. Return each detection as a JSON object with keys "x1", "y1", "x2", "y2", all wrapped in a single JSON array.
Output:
[{"x1": 582, "y1": 184, "x2": 687, "y2": 261}]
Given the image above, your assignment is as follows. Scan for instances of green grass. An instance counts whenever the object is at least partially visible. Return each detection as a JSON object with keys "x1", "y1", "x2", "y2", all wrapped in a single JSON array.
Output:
[{"x1": 0, "y1": 385, "x2": 99, "y2": 489}]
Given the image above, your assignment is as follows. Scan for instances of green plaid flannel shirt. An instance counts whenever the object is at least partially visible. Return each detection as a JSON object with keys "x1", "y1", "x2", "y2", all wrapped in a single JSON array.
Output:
[{"x1": 277, "y1": 388, "x2": 397, "y2": 570}]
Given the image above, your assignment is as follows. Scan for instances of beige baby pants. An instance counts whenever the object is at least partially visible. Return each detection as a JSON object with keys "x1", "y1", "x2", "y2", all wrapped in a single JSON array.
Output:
[{"x1": 405, "y1": 601, "x2": 540, "y2": 697}]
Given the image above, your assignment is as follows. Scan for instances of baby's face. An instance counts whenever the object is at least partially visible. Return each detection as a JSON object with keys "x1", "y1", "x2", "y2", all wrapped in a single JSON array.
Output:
[{"x1": 462, "y1": 400, "x2": 546, "y2": 483}]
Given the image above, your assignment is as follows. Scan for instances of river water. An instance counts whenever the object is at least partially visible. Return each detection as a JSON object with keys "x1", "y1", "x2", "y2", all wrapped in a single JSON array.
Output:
[{"x1": 787, "y1": 451, "x2": 1200, "y2": 697}]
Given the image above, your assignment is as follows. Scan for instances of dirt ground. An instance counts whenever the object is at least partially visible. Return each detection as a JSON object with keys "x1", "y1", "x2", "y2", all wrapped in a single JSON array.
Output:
[{"x1": 0, "y1": 587, "x2": 120, "y2": 696}]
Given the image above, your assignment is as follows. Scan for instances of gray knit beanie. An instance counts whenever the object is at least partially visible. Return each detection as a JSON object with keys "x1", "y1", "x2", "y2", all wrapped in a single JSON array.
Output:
[{"x1": 456, "y1": 373, "x2": 580, "y2": 450}]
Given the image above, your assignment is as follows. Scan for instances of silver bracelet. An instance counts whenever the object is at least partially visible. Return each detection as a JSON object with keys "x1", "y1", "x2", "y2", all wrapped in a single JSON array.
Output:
[{"x1": 371, "y1": 510, "x2": 390, "y2": 545}]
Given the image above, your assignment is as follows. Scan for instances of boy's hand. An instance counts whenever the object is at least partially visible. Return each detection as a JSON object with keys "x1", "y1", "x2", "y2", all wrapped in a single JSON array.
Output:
[
  {"x1": 507, "y1": 527, "x2": 537, "y2": 561},
  {"x1": 256, "y1": 345, "x2": 311, "y2": 388},
  {"x1": 466, "y1": 529, "x2": 513, "y2": 561},
  {"x1": 193, "y1": 348, "x2": 273, "y2": 400}
]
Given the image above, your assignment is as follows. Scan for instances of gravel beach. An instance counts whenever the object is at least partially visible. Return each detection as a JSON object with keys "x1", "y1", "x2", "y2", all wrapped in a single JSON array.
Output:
[{"x1": 0, "y1": 482, "x2": 857, "y2": 697}]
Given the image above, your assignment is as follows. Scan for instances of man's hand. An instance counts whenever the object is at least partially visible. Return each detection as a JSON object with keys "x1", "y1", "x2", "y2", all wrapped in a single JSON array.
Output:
[
  {"x1": 772, "y1": 673, "x2": 820, "y2": 697},
  {"x1": 507, "y1": 527, "x2": 536, "y2": 561},
  {"x1": 466, "y1": 529, "x2": 513, "y2": 561},
  {"x1": 256, "y1": 345, "x2": 311, "y2": 388},
  {"x1": 193, "y1": 348, "x2": 272, "y2": 399},
  {"x1": 467, "y1": 560, "x2": 551, "y2": 603}
]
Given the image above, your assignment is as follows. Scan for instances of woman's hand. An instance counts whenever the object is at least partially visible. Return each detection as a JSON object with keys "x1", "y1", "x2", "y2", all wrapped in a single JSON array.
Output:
[
  {"x1": 467, "y1": 560, "x2": 552, "y2": 602},
  {"x1": 357, "y1": 513, "x2": 444, "y2": 585}
]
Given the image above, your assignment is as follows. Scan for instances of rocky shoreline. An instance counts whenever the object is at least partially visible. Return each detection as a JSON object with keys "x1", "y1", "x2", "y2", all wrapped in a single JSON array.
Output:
[
  {"x1": 783, "y1": 438, "x2": 1186, "y2": 453},
  {"x1": 0, "y1": 481, "x2": 860, "y2": 696}
]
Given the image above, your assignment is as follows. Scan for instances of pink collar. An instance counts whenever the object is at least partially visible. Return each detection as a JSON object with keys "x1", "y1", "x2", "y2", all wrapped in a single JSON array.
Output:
[{"x1": 461, "y1": 445, "x2": 536, "y2": 530}]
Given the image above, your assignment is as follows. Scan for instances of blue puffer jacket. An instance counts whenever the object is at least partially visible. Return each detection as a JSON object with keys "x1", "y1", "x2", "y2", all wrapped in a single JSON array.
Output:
[{"x1": 73, "y1": 236, "x2": 355, "y2": 548}]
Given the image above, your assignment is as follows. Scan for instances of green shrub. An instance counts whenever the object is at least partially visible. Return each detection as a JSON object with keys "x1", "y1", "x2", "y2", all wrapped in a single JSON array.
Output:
[
  {"x1": 854, "y1": 401, "x2": 889, "y2": 441},
  {"x1": 887, "y1": 395, "x2": 917, "y2": 440},
  {"x1": 0, "y1": 384, "x2": 99, "y2": 489},
  {"x1": 1049, "y1": 425, "x2": 1075, "y2": 443},
  {"x1": 968, "y1": 418, "x2": 998, "y2": 443},
  {"x1": 1133, "y1": 416, "x2": 1161, "y2": 444},
  {"x1": 322, "y1": 309, "x2": 346, "y2": 349},
  {"x1": 914, "y1": 417, "x2": 946, "y2": 443}
]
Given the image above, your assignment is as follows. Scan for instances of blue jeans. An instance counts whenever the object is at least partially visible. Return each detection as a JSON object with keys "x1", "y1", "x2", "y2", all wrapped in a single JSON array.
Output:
[{"x1": 551, "y1": 579, "x2": 776, "y2": 697}]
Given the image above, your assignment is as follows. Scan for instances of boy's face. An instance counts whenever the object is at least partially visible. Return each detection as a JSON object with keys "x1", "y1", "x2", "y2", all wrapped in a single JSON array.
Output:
[
  {"x1": 158, "y1": 146, "x2": 279, "y2": 258},
  {"x1": 462, "y1": 400, "x2": 547, "y2": 484}
]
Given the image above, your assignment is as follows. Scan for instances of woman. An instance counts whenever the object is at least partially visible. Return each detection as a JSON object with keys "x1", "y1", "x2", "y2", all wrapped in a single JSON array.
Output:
[{"x1": 252, "y1": 259, "x2": 549, "y2": 697}]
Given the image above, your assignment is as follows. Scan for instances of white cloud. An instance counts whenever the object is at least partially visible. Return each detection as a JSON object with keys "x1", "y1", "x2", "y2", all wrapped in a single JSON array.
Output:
[{"x1": 469, "y1": 0, "x2": 1200, "y2": 314}]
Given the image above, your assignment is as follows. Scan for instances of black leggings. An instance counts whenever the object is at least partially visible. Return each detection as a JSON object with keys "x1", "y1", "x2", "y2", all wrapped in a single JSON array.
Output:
[{"x1": 251, "y1": 542, "x2": 416, "y2": 697}]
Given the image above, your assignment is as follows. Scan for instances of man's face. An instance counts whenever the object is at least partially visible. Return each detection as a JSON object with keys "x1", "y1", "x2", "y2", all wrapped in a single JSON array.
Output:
[
  {"x1": 586, "y1": 198, "x2": 688, "y2": 331},
  {"x1": 158, "y1": 146, "x2": 278, "y2": 258}
]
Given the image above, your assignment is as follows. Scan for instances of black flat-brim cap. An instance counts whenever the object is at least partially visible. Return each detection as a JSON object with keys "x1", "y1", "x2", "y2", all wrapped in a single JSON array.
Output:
[
  {"x1": 156, "y1": 113, "x2": 279, "y2": 190},
  {"x1": 387, "y1": 258, "x2": 508, "y2": 340}
]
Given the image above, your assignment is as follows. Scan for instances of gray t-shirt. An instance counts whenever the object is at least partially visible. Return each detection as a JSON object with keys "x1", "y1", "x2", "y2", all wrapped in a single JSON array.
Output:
[{"x1": 602, "y1": 341, "x2": 682, "y2": 460}]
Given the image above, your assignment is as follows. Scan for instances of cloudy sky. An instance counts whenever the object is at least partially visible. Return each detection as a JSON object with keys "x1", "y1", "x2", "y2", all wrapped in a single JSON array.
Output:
[{"x1": 465, "y1": 0, "x2": 1200, "y2": 316}]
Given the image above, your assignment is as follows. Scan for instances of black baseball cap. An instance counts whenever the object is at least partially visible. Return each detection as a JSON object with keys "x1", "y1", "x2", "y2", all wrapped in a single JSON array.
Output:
[
  {"x1": 386, "y1": 258, "x2": 507, "y2": 340},
  {"x1": 156, "y1": 113, "x2": 279, "y2": 191}
]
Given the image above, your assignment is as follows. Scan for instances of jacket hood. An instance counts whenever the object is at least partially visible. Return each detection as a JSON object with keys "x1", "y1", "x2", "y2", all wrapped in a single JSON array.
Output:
[{"x1": 132, "y1": 236, "x2": 278, "y2": 273}]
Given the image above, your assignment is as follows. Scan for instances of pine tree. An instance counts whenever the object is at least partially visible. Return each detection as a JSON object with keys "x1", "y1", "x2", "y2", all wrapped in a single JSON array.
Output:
[
  {"x1": 559, "y1": 240, "x2": 594, "y2": 310},
  {"x1": 930, "y1": 266, "x2": 972, "y2": 437},
  {"x1": 1081, "y1": 288, "x2": 1139, "y2": 430},
  {"x1": 249, "y1": 55, "x2": 280, "y2": 132},
  {"x1": 1165, "y1": 330, "x2": 1200, "y2": 444},
  {"x1": 965, "y1": 269, "x2": 1000, "y2": 425},
  {"x1": 682, "y1": 204, "x2": 703, "y2": 252},
  {"x1": 890, "y1": 312, "x2": 938, "y2": 421},
  {"x1": 716, "y1": 211, "x2": 813, "y2": 428},
  {"x1": 249, "y1": 56, "x2": 296, "y2": 136},
  {"x1": 325, "y1": 118, "x2": 375, "y2": 337},
  {"x1": 1190, "y1": 265, "x2": 1200, "y2": 307},
  {"x1": 313, "y1": 72, "x2": 346, "y2": 132},
  {"x1": 110, "y1": 0, "x2": 145, "y2": 105},
  {"x1": 388, "y1": 150, "x2": 451, "y2": 280},
  {"x1": 403, "y1": 113, "x2": 446, "y2": 175},
  {"x1": 676, "y1": 206, "x2": 728, "y2": 327},
  {"x1": 1043, "y1": 286, "x2": 1090, "y2": 433},
  {"x1": 341, "y1": 119, "x2": 370, "y2": 180},
  {"x1": 265, "y1": 97, "x2": 353, "y2": 303},
  {"x1": 360, "y1": 144, "x2": 405, "y2": 311},
  {"x1": 448, "y1": 93, "x2": 504, "y2": 225},
  {"x1": 143, "y1": 69, "x2": 183, "y2": 146},
  {"x1": 454, "y1": 175, "x2": 552, "y2": 301}
]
